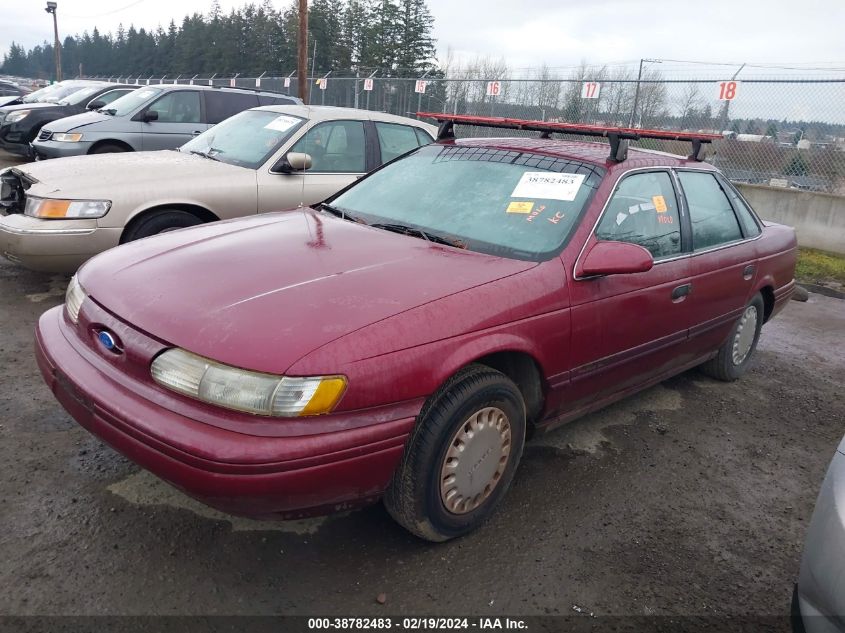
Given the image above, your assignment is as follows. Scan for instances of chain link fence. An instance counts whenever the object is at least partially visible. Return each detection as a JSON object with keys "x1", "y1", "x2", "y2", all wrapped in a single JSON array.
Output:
[{"x1": 92, "y1": 74, "x2": 845, "y2": 194}]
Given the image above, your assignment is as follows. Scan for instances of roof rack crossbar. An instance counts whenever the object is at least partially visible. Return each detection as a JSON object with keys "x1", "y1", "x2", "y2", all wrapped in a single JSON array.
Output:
[{"x1": 420, "y1": 112, "x2": 722, "y2": 162}]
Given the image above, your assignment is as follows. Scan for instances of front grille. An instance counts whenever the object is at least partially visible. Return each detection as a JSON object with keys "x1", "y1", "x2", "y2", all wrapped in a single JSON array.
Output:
[{"x1": 37, "y1": 129, "x2": 52, "y2": 142}]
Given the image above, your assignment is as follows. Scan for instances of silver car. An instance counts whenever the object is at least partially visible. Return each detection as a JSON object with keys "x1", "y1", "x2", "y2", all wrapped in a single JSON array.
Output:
[
  {"x1": 795, "y1": 433, "x2": 845, "y2": 632},
  {"x1": 31, "y1": 83, "x2": 301, "y2": 158}
]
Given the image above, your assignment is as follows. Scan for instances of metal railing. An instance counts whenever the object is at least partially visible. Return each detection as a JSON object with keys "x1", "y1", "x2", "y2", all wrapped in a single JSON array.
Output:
[{"x1": 90, "y1": 73, "x2": 845, "y2": 194}]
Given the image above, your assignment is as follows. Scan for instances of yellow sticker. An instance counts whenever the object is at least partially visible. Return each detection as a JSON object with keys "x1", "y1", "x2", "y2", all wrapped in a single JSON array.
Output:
[
  {"x1": 653, "y1": 195, "x2": 668, "y2": 213},
  {"x1": 507, "y1": 201, "x2": 534, "y2": 214}
]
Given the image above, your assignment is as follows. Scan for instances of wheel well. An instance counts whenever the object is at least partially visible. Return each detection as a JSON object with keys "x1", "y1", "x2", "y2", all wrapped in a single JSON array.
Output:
[
  {"x1": 759, "y1": 286, "x2": 775, "y2": 322},
  {"x1": 120, "y1": 204, "x2": 220, "y2": 244},
  {"x1": 88, "y1": 139, "x2": 134, "y2": 153},
  {"x1": 473, "y1": 351, "x2": 545, "y2": 425}
]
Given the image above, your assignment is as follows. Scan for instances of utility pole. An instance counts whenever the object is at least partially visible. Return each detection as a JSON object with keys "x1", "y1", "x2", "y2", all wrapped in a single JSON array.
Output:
[
  {"x1": 297, "y1": 0, "x2": 308, "y2": 104},
  {"x1": 628, "y1": 58, "x2": 661, "y2": 128},
  {"x1": 45, "y1": 2, "x2": 62, "y2": 82}
]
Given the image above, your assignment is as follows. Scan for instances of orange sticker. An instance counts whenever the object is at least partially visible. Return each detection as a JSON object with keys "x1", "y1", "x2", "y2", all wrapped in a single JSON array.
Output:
[
  {"x1": 653, "y1": 195, "x2": 668, "y2": 212},
  {"x1": 507, "y1": 201, "x2": 534, "y2": 214}
]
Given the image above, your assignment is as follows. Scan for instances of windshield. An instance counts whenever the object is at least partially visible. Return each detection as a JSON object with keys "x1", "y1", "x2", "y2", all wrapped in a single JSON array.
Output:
[
  {"x1": 180, "y1": 110, "x2": 305, "y2": 169},
  {"x1": 330, "y1": 144, "x2": 605, "y2": 261},
  {"x1": 21, "y1": 82, "x2": 70, "y2": 103},
  {"x1": 58, "y1": 86, "x2": 103, "y2": 106},
  {"x1": 35, "y1": 83, "x2": 95, "y2": 104},
  {"x1": 101, "y1": 87, "x2": 161, "y2": 116}
]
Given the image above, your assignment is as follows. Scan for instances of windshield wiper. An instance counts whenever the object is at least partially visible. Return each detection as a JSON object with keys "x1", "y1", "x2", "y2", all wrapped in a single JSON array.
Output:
[
  {"x1": 188, "y1": 149, "x2": 220, "y2": 162},
  {"x1": 318, "y1": 202, "x2": 363, "y2": 224},
  {"x1": 370, "y1": 223, "x2": 465, "y2": 248}
]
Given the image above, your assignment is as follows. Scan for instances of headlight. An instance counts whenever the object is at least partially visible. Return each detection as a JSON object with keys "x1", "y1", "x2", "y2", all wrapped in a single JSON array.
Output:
[
  {"x1": 151, "y1": 348, "x2": 347, "y2": 417},
  {"x1": 65, "y1": 275, "x2": 86, "y2": 324},
  {"x1": 52, "y1": 133, "x2": 83, "y2": 142},
  {"x1": 24, "y1": 196, "x2": 111, "y2": 219},
  {"x1": 6, "y1": 110, "x2": 30, "y2": 123}
]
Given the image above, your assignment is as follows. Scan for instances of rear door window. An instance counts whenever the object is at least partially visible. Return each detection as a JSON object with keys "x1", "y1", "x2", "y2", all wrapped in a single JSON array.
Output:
[
  {"x1": 596, "y1": 171, "x2": 682, "y2": 259},
  {"x1": 375, "y1": 122, "x2": 423, "y2": 163},
  {"x1": 678, "y1": 171, "x2": 743, "y2": 250},
  {"x1": 205, "y1": 91, "x2": 259, "y2": 124},
  {"x1": 289, "y1": 120, "x2": 366, "y2": 173}
]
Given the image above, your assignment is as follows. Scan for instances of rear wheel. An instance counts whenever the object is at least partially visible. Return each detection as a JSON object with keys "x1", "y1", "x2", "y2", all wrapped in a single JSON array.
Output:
[
  {"x1": 89, "y1": 143, "x2": 129, "y2": 154},
  {"x1": 122, "y1": 209, "x2": 202, "y2": 242},
  {"x1": 700, "y1": 293, "x2": 765, "y2": 382},
  {"x1": 384, "y1": 364, "x2": 526, "y2": 542}
]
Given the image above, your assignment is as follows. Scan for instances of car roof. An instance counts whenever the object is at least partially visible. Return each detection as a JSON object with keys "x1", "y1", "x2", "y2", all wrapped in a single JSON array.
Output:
[
  {"x1": 253, "y1": 104, "x2": 438, "y2": 130},
  {"x1": 446, "y1": 137, "x2": 717, "y2": 171},
  {"x1": 147, "y1": 83, "x2": 298, "y2": 99}
]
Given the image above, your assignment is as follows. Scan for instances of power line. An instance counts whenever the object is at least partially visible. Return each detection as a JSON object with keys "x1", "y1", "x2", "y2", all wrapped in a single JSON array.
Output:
[{"x1": 63, "y1": 0, "x2": 146, "y2": 19}]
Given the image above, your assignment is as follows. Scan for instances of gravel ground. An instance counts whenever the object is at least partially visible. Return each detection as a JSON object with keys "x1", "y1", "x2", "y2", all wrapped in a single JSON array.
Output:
[{"x1": 0, "y1": 245, "x2": 843, "y2": 623}]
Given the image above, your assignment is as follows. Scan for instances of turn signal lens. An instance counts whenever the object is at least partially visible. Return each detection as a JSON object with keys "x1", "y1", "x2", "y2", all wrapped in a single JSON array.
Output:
[
  {"x1": 24, "y1": 196, "x2": 111, "y2": 219},
  {"x1": 151, "y1": 348, "x2": 347, "y2": 417},
  {"x1": 64, "y1": 275, "x2": 86, "y2": 324}
]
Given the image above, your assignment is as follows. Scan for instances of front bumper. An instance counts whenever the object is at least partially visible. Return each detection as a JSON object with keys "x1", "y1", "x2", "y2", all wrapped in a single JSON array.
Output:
[
  {"x1": 0, "y1": 123, "x2": 35, "y2": 157},
  {"x1": 796, "y1": 449, "x2": 845, "y2": 633},
  {"x1": 31, "y1": 138, "x2": 94, "y2": 159},
  {"x1": 35, "y1": 306, "x2": 416, "y2": 519},
  {"x1": 0, "y1": 213, "x2": 121, "y2": 273}
]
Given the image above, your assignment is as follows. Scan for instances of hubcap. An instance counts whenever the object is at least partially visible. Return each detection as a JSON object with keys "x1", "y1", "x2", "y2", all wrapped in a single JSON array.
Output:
[
  {"x1": 439, "y1": 406, "x2": 511, "y2": 515},
  {"x1": 732, "y1": 305, "x2": 758, "y2": 365}
]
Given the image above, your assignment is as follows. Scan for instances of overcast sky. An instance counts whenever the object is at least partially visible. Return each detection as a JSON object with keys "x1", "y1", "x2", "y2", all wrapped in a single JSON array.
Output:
[{"x1": 0, "y1": 0, "x2": 843, "y2": 73}]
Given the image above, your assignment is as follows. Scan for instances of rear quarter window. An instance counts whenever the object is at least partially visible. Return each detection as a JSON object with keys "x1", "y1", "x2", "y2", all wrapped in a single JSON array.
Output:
[
  {"x1": 718, "y1": 177, "x2": 762, "y2": 238},
  {"x1": 258, "y1": 95, "x2": 297, "y2": 106},
  {"x1": 205, "y1": 91, "x2": 259, "y2": 124}
]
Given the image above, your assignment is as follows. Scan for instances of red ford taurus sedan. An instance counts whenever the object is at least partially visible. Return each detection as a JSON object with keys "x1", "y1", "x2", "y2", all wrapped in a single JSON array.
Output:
[{"x1": 35, "y1": 114, "x2": 797, "y2": 541}]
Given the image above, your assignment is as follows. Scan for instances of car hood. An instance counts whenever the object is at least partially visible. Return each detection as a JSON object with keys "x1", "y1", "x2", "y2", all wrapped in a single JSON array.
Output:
[
  {"x1": 43, "y1": 110, "x2": 112, "y2": 132},
  {"x1": 18, "y1": 150, "x2": 245, "y2": 198},
  {"x1": 79, "y1": 210, "x2": 536, "y2": 374},
  {"x1": 0, "y1": 96, "x2": 21, "y2": 108},
  {"x1": 1, "y1": 102, "x2": 63, "y2": 113}
]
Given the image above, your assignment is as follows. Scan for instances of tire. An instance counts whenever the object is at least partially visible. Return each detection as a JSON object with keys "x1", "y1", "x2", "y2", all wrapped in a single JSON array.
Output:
[
  {"x1": 89, "y1": 143, "x2": 129, "y2": 154},
  {"x1": 122, "y1": 210, "x2": 203, "y2": 242},
  {"x1": 384, "y1": 364, "x2": 527, "y2": 542},
  {"x1": 700, "y1": 293, "x2": 765, "y2": 382}
]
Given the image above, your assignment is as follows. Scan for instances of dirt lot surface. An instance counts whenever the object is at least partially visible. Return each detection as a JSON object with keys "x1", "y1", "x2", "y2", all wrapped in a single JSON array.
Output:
[{"x1": 0, "y1": 245, "x2": 843, "y2": 623}]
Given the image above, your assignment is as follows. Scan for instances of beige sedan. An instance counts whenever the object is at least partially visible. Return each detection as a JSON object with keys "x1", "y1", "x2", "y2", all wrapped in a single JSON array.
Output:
[{"x1": 0, "y1": 105, "x2": 436, "y2": 273}]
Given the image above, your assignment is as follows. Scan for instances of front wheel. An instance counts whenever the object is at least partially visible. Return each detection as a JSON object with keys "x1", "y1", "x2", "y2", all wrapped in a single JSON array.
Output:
[
  {"x1": 384, "y1": 364, "x2": 526, "y2": 542},
  {"x1": 122, "y1": 209, "x2": 203, "y2": 242},
  {"x1": 700, "y1": 293, "x2": 765, "y2": 382}
]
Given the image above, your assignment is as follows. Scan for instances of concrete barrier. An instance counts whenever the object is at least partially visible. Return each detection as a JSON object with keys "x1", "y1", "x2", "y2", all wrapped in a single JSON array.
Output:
[{"x1": 736, "y1": 184, "x2": 845, "y2": 255}]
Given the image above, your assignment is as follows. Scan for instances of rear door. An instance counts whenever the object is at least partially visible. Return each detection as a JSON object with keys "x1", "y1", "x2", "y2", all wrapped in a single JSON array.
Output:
[
  {"x1": 140, "y1": 90, "x2": 208, "y2": 150},
  {"x1": 565, "y1": 169, "x2": 695, "y2": 410},
  {"x1": 675, "y1": 169, "x2": 760, "y2": 356}
]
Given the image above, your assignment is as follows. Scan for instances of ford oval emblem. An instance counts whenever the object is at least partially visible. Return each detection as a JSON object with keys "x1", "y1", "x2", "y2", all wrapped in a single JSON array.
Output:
[{"x1": 97, "y1": 330, "x2": 120, "y2": 353}]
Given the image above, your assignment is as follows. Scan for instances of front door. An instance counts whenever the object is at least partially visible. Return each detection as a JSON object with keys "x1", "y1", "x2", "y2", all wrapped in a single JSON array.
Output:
[
  {"x1": 256, "y1": 119, "x2": 368, "y2": 212},
  {"x1": 564, "y1": 170, "x2": 695, "y2": 412},
  {"x1": 140, "y1": 90, "x2": 208, "y2": 151}
]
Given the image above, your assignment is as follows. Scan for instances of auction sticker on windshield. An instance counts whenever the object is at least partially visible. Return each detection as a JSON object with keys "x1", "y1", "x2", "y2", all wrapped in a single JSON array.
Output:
[
  {"x1": 265, "y1": 115, "x2": 301, "y2": 132},
  {"x1": 511, "y1": 172, "x2": 585, "y2": 201}
]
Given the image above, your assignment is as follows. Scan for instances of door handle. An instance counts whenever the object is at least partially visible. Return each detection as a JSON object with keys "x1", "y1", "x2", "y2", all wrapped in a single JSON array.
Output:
[
  {"x1": 743, "y1": 264, "x2": 755, "y2": 280},
  {"x1": 671, "y1": 283, "x2": 692, "y2": 301},
  {"x1": 191, "y1": 130, "x2": 202, "y2": 135}
]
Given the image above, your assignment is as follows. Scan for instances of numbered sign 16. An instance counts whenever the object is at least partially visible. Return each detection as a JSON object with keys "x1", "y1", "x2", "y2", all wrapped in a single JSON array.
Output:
[
  {"x1": 581, "y1": 81, "x2": 601, "y2": 99},
  {"x1": 718, "y1": 80, "x2": 739, "y2": 101},
  {"x1": 414, "y1": 80, "x2": 427, "y2": 94},
  {"x1": 318, "y1": 78, "x2": 328, "y2": 90},
  {"x1": 486, "y1": 81, "x2": 502, "y2": 97},
  {"x1": 363, "y1": 78, "x2": 374, "y2": 91}
]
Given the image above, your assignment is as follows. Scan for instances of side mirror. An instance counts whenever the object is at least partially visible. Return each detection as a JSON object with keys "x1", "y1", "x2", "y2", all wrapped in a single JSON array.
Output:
[
  {"x1": 274, "y1": 152, "x2": 312, "y2": 173},
  {"x1": 86, "y1": 99, "x2": 105, "y2": 111},
  {"x1": 142, "y1": 110, "x2": 159, "y2": 122},
  {"x1": 580, "y1": 241, "x2": 654, "y2": 277}
]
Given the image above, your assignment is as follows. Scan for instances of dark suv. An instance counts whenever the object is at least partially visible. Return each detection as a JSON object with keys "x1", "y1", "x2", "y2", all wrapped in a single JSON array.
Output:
[{"x1": 31, "y1": 83, "x2": 303, "y2": 159}]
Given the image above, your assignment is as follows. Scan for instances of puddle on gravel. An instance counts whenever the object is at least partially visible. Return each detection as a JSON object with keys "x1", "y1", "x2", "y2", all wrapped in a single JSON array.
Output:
[
  {"x1": 107, "y1": 470, "x2": 331, "y2": 534},
  {"x1": 25, "y1": 275, "x2": 68, "y2": 303},
  {"x1": 532, "y1": 383, "x2": 683, "y2": 454}
]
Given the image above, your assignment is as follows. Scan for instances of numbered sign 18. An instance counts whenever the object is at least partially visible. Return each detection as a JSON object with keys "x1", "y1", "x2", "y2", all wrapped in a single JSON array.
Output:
[
  {"x1": 486, "y1": 81, "x2": 502, "y2": 97},
  {"x1": 718, "y1": 80, "x2": 739, "y2": 101},
  {"x1": 414, "y1": 80, "x2": 427, "y2": 94},
  {"x1": 284, "y1": 77, "x2": 291, "y2": 88},
  {"x1": 581, "y1": 81, "x2": 601, "y2": 99}
]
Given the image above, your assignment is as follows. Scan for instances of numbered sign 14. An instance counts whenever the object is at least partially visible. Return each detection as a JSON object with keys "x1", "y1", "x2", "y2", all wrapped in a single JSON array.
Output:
[
  {"x1": 486, "y1": 81, "x2": 502, "y2": 97},
  {"x1": 581, "y1": 82, "x2": 601, "y2": 99},
  {"x1": 363, "y1": 78, "x2": 374, "y2": 91},
  {"x1": 718, "y1": 80, "x2": 739, "y2": 101}
]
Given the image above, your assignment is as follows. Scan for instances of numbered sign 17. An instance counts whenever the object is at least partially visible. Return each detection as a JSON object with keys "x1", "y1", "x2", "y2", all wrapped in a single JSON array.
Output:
[
  {"x1": 581, "y1": 82, "x2": 601, "y2": 99},
  {"x1": 718, "y1": 80, "x2": 739, "y2": 101},
  {"x1": 486, "y1": 81, "x2": 502, "y2": 97},
  {"x1": 414, "y1": 80, "x2": 427, "y2": 94},
  {"x1": 363, "y1": 78, "x2": 374, "y2": 91}
]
